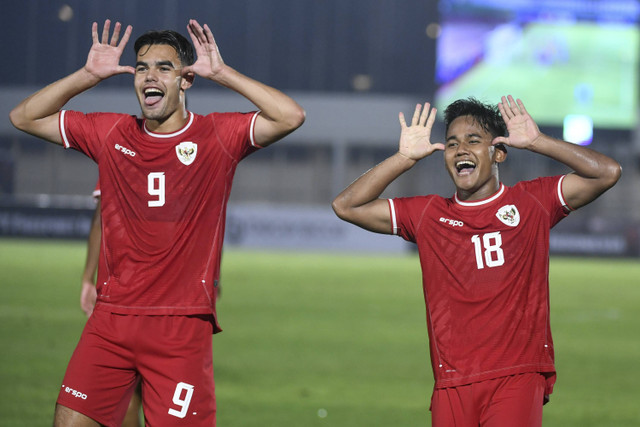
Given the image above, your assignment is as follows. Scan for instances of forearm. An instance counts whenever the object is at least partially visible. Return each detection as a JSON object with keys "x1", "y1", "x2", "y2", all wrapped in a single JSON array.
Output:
[
  {"x1": 10, "y1": 68, "x2": 101, "y2": 142},
  {"x1": 529, "y1": 134, "x2": 618, "y2": 178},
  {"x1": 210, "y1": 65, "x2": 305, "y2": 144},
  {"x1": 82, "y1": 206, "x2": 101, "y2": 284},
  {"x1": 527, "y1": 134, "x2": 621, "y2": 209},
  {"x1": 332, "y1": 153, "x2": 416, "y2": 232}
]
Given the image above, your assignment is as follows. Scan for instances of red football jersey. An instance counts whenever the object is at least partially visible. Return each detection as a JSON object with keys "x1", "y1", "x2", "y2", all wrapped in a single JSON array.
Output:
[
  {"x1": 389, "y1": 176, "x2": 570, "y2": 394},
  {"x1": 61, "y1": 110, "x2": 260, "y2": 331}
]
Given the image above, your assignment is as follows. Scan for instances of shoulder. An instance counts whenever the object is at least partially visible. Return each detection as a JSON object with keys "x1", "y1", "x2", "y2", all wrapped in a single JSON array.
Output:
[
  {"x1": 512, "y1": 176, "x2": 565, "y2": 202},
  {"x1": 64, "y1": 110, "x2": 139, "y2": 126},
  {"x1": 392, "y1": 194, "x2": 446, "y2": 215}
]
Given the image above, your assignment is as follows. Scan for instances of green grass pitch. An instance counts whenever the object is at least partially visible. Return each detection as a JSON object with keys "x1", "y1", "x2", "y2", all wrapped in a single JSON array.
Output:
[{"x1": 0, "y1": 238, "x2": 638, "y2": 426}]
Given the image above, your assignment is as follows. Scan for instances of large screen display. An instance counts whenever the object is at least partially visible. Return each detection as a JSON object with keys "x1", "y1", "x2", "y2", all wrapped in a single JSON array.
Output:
[{"x1": 435, "y1": 0, "x2": 640, "y2": 129}]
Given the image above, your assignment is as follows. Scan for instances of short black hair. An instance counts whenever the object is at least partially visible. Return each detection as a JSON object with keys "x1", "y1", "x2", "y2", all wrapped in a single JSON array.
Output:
[
  {"x1": 134, "y1": 30, "x2": 195, "y2": 66},
  {"x1": 444, "y1": 97, "x2": 507, "y2": 140}
]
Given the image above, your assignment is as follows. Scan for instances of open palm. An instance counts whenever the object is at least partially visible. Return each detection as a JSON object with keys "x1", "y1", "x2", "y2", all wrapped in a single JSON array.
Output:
[
  {"x1": 183, "y1": 20, "x2": 225, "y2": 80},
  {"x1": 398, "y1": 103, "x2": 444, "y2": 160},
  {"x1": 85, "y1": 20, "x2": 134, "y2": 80},
  {"x1": 494, "y1": 95, "x2": 541, "y2": 149}
]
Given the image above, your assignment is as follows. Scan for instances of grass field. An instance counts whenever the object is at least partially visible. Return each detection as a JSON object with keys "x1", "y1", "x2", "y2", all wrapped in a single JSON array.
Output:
[{"x1": 0, "y1": 238, "x2": 639, "y2": 426}]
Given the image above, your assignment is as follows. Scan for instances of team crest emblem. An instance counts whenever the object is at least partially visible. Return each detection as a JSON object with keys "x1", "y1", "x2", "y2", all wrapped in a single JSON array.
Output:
[
  {"x1": 176, "y1": 142, "x2": 197, "y2": 165},
  {"x1": 496, "y1": 205, "x2": 520, "y2": 227}
]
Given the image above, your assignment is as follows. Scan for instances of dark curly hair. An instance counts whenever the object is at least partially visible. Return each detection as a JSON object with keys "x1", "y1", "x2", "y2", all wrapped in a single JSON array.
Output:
[{"x1": 134, "y1": 30, "x2": 195, "y2": 66}]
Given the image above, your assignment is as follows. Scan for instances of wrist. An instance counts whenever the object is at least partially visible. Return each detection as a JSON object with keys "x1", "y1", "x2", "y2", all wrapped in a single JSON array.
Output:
[
  {"x1": 78, "y1": 67, "x2": 103, "y2": 88},
  {"x1": 396, "y1": 151, "x2": 418, "y2": 167},
  {"x1": 527, "y1": 133, "x2": 545, "y2": 152}
]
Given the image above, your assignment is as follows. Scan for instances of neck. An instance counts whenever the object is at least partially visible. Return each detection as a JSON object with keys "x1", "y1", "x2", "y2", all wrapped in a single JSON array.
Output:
[
  {"x1": 144, "y1": 107, "x2": 189, "y2": 134},
  {"x1": 456, "y1": 173, "x2": 501, "y2": 202}
]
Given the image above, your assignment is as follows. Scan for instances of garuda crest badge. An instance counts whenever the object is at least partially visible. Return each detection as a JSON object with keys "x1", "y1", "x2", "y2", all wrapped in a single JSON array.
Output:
[
  {"x1": 496, "y1": 204, "x2": 520, "y2": 227},
  {"x1": 176, "y1": 141, "x2": 197, "y2": 166}
]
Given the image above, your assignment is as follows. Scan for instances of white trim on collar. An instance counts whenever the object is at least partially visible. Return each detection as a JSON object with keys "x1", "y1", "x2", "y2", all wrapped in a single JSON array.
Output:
[
  {"x1": 454, "y1": 184, "x2": 505, "y2": 206},
  {"x1": 144, "y1": 111, "x2": 194, "y2": 138}
]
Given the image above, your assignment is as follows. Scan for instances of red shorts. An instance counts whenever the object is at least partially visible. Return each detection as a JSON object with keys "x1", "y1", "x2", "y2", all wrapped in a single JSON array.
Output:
[
  {"x1": 57, "y1": 311, "x2": 216, "y2": 426},
  {"x1": 430, "y1": 373, "x2": 546, "y2": 427}
]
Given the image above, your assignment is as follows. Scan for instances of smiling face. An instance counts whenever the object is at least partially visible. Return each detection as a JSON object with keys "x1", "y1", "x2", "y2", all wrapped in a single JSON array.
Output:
[
  {"x1": 444, "y1": 115, "x2": 506, "y2": 201},
  {"x1": 134, "y1": 44, "x2": 192, "y2": 131}
]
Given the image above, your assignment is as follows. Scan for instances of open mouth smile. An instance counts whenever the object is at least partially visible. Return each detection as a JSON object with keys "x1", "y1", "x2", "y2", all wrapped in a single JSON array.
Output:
[
  {"x1": 143, "y1": 88, "x2": 165, "y2": 106},
  {"x1": 455, "y1": 160, "x2": 476, "y2": 176}
]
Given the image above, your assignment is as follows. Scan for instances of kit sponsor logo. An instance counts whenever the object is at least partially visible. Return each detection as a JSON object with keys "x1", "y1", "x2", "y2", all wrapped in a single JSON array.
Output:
[
  {"x1": 62, "y1": 384, "x2": 88, "y2": 400},
  {"x1": 440, "y1": 217, "x2": 464, "y2": 227},
  {"x1": 115, "y1": 143, "x2": 136, "y2": 157}
]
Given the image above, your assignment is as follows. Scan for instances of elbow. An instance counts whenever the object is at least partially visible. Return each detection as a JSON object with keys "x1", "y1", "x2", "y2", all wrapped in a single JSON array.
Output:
[
  {"x1": 288, "y1": 106, "x2": 306, "y2": 131},
  {"x1": 603, "y1": 160, "x2": 622, "y2": 189},
  {"x1": 9, "y1": 108, "x2": 25, "y2": 131},
  {"x1": 331, "y1": 197, "x2": 348, "y2": 221}
]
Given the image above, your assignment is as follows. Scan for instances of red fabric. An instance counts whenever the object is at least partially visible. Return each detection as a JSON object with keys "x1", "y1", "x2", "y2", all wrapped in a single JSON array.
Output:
[
  {"x1": 391, "y1": 177, "x2": 569, "y2": 393},
  {"x1": 430, "y1": 373, "x2": 546, "y2": 427},
  {"x1": 57, "y1": 312, "x2": 216, "y2": 426},
  {"x1": 61, "y1": 110, "x2": 258, "y2": 330}
]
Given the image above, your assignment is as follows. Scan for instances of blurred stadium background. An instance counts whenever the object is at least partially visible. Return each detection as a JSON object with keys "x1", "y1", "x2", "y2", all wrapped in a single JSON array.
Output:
[{"x1": 0, "y1": 0, "x2": 639, "y2": 256}]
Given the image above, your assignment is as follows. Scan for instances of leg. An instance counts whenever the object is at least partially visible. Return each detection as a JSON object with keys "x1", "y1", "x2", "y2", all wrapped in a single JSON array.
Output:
[
  {"x1": 57, "y1": 311, "x2": 140, "y2": 426},
  {"x1": 430, "y1": 384, "x2": 478, "y2": 427},
  {"x1": 481, "y1": 373, "x2": 545, "y2": 427},
  {"x1": 53, "y1": 404, "x2": 101, "y2": 427},
  {"x1": 137, "y1": 315, "x2": 216, "y2": 426},
  {"x1": 121, "y1": 381, "x2": 142, "y2": 427}
]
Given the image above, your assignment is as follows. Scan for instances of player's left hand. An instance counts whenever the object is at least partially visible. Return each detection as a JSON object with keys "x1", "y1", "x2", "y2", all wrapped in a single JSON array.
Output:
[
  {"x1": 80, "y1": 280, "x2": 97, "y2": 317},
  {"x1": 493, "y1": 95, "x2": 542, "y2": 150},
  {"x1": 183, "y1": 20, "x2": 226, "y2": 81}
]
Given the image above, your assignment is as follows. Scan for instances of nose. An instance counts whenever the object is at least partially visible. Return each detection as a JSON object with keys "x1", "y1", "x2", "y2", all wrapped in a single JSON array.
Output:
[
  {"x1": 144, "y1": 69, "x2": 158, "y2": 82},
  {"x1": 455, "y1": 141, "x2": 469, "y2": 155}
]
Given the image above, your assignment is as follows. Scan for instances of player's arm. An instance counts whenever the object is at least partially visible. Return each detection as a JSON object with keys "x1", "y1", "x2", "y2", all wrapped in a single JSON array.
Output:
[
  {"x1": 9, "y1": 20, "x2": 134, "y2": 145},
  {"x1": 332, "y1": 103, "x2": 443, "y2": 233},
  {"x1": 183, "y1": 20, "x2": 305, "y2": 147},
  {"x1": 494, "y1": 96, "x2": 621, "y2": 210},
  {"x1": 80, "y1": 199, "x2": 101, "y2": 317}
]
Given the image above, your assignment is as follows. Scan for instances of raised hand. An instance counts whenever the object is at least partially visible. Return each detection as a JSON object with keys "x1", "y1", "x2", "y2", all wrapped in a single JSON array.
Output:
[
  {"x1": 398, "y1": 103, "x2": 444, "y2": 160},
  {"x1": 183, "y1": 19, "x2": 225, "y2": 80},
  {"x1": 494, "y1": 95, "x2": 541, "y2": 149},
  {"x1": 84, "y1": 20, "x2": 134, "y2": 81}
]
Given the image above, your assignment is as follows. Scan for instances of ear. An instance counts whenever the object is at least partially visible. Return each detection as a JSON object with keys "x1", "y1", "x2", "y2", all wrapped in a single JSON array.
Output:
[
  {"x1": 494, "y1": 146, "x2": 507, "y2": 164},
  {"x1": 181, "y1": 72, "x2": 195, "y2": 91}
]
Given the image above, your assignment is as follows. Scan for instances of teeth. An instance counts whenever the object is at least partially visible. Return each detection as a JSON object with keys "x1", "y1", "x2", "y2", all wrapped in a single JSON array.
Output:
[
  {"x1": 144, "y1": 89, "x2": 164, "y2": 97},
  {"x1": 456, "y1": 160, "x2": 476, "y2": 171}
]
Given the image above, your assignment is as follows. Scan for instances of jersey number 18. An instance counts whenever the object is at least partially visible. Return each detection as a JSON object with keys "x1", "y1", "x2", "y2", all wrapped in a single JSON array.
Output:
[{"x1": 471, "y1": 232, "x2": 505, "y2": 269}]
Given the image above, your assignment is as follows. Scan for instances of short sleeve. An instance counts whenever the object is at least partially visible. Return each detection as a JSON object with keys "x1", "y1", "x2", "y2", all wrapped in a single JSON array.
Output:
[
  {"x1": 518, "y1": 175, "x2": 571, "y2": 228},
  {"x1": 208, "y1": 111, "x2": 261, "y2": 161},
  {"x1": 60, "y1": 110, "x2": 122, "y2": 162},
  {"x1": 389, "y1": 196, "x2": 431, "y2": 243}
]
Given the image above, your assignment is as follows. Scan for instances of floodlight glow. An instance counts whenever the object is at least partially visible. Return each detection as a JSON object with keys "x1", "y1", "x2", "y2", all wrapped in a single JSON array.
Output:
[{"x1": 563, "y1": 114, "x2": 593, "y2": 145}]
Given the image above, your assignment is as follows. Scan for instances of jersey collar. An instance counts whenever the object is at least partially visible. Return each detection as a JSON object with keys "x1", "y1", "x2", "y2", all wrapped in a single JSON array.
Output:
[
  {"x1": 143, "y1": 111, "x2": 194, "y2": 139},
  {"x1": 454, "y1": 183, "x2": 505, "y2": 207}
]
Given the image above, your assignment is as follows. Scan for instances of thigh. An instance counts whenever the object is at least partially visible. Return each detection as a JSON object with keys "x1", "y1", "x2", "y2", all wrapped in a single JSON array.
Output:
[
  {"x1": 57, "y1": 311, "x2": 139, "y2": 427},
  {"x1": 481, "y1": 373, "x2": 546, "y2": 427},
  {"x1": 137, "y1": 315, "x2": 216, "y2": 426},
  {"x1": 430, "y1": 384, "x2": 478, "y2": 427}
]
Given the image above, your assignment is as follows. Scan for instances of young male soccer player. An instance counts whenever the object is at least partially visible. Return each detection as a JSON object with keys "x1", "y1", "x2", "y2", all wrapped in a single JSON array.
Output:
[
  {"x1": 332, "y1": 96, "x2": 620, "y2": 426},
  {"x1": 10, "y1": 19, "x2": 304, "y2": 426}
]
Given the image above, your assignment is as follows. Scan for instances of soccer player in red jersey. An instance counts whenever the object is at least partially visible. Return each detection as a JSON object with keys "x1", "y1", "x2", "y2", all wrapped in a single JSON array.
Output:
[
  {"x1": 332, "y1": 96, "x2": 620, "y2": 426},
  {"x1": 10, "y1": 19, "x2": 304, "y2": 426}
]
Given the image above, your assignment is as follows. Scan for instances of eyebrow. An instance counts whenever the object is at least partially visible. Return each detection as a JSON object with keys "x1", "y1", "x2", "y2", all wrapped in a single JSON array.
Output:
[
  {"x1": 135, "y1": 60, "x2": 176, "y2": 68},
  {"x1": 446, "y1": 132, "x2": 484, "y2": 142}
]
